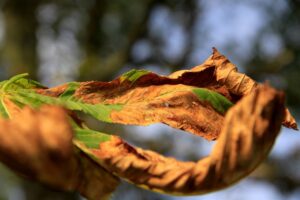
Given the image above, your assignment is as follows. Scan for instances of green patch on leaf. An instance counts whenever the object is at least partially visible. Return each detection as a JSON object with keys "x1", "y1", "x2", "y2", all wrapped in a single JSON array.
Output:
[
  {"x1": 59, "y1": 82, "x2": 80, "y2": 100},
  {"x1": 70, "y1": 103, "x2": 123, "y2": 122},
  {"x1": 120, "y1": 69, "x2": 151, "y2": 83},
  {"x1": 192, "y1": 88, "x2": 233, "y2": 114},
  {"x1": 74, "y1": 128, "x2": 111, "y2": 148}
]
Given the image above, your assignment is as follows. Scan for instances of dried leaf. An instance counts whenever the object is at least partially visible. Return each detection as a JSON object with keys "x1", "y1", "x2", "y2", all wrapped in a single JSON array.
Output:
[
  {"x1": 76, "y1": 84, "x2": 284, "y2": 194},
  {"x1": 0, "y1": 49, "x2": 297, "y2": 198},
  {"x1": 208, "y1": 48, "x2": 296, "y2": 129},
  {"x1": 31, "y1": 48, "x2": 296, "y2": 142},
  {"x1": 1, "y1": 72, "x2": 232, "y2": 140},
  {"x1": 170, "y1": 48, "x2": 297, "y2": 129},
  {"x1": 0, "y1": 105, "x2": 119, "y2": 200},
  {"x1": 32, "y1": 69, "x2": 233, "y2": 140}
]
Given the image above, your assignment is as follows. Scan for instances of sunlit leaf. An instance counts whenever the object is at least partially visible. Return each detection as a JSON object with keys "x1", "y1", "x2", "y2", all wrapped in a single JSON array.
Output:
[
  {"x1": 0, "y1": 105, "x2": 119, "y2": 200},
  {"x1": 35, "y1": 68, "x2": 235, "y2": 140},
  {"x1": 0, "y1": 49, "x2": 297, "y2": 200},
  {"x1": 170, "y1": 48, "x2": 297, "y2": 129},
  {"x1": 75, "y1": 84, "x2": 285, "y2": 195}
]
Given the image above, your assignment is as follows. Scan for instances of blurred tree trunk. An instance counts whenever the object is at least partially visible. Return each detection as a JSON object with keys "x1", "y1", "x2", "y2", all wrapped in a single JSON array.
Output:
[{"x1": 1, "y1": 0, "x2": 39, "y2": 79}]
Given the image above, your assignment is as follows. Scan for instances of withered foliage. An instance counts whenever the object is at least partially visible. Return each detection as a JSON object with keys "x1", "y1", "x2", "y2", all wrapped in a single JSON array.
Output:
[
  {"x1": 0, "y1": 49, "x2": 297, "y2": 199},
  {"x1": 0, "y1": 106, "x2": 119, "y2": 200},
  {"x1": 84, "y1": 84, "x2": 285, "y2": 194}
]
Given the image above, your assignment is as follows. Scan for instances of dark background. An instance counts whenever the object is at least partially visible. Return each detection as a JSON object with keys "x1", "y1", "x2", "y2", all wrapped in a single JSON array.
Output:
[{"x1": 0, "y1": 0, "x2": 300, "y2": 199}]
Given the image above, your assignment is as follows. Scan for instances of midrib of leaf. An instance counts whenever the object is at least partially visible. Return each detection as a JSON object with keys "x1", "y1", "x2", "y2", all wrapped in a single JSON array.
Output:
[
  {"x1": 1, "y1": 73, "x2": 233, "y2": 125},
  {"x1": 1, "y1": 77, "x2": 114, "y2": 148},
  {"x1": 0, "y1": 97, "x2": 10, "y2": 118},
  {"x1": 13, "y1": 88, "x2": 123, "y2": 122}
]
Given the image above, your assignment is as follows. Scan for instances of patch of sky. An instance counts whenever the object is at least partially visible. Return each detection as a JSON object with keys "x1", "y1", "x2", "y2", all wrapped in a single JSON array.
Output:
[
  {"x1": 287, "y1": 188, "x2": 300, "y2": 200},
  {"x1": 148, "y1": 5, "x2": 187, "y2": 64},
  {"x1": 166, "y1": 179, "x2": 283, "y2": 200},
  {"x1": 191, "y1": 0, "x2": 289, "y2": 72},
  {"x1": 259, "y1": 32, "x2": 284, "y2": 59},
  {"x1": 131, "y1": 39, "x2": 152, "y2": 63},
  {"x1": 271, "y1": 126, "x2": 300, "y2": 159},
  {"x1": 125, "y1": 124, "x2": 214, "y2": 161},
  {"x1": 117, "y1": 64, "x2": 171, "y2": 78},
  {"x1": 194, "y1": 1, "x2": 270, "y2": 68}
]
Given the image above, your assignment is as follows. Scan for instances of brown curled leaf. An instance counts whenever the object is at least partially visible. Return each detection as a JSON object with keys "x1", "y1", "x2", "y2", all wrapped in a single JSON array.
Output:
[
  {"x1": 35, "y1": 70, "x2": 233, "y2": 140},
  {"x1": 0, "y1": 50, "x2": 296, "y2": 199},
  {"x1": 33, "y1": 48, "x2": 297, "y2": 145},
  {"x1": 77, "y1": 84, "x2": 284, "y2": 195},
  {"x1": 170, "y1": 48, "x2": 297, "y2": 129},
  {"x1": 0, "y1": 105, "x2": 119, "y2": 200},
  {"x1": 107, "y1": 84, "x2": 228, "y2": 140},
  {"x1": 208, "y1": 48, "x2": 297, "y2": 129}
]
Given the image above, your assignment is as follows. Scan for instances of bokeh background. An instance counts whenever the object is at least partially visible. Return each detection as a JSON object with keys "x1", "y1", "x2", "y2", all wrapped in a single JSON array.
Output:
[{"x1": 0, "y1": 0, "x2": 300, "y2": 199}]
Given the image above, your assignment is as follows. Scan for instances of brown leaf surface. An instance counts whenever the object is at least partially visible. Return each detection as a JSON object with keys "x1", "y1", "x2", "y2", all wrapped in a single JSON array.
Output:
[
  {"x1": 170, "y1": 48, "x2": 297, "y2": 129},
  {"x1": 87, "y1": 84, "x2": 284, "y2": 194},
  {"x1": 0, "y1": 106, "x2": 119, "y2": 200},
  {"x1": 37, "y1": 77, "x2": 231, "y2": 140},
  {"x1": 1, "y1": 47, "x2": 296, "y2": 198},
  {"x1": 208, "y1": 48, "x2": 297, "y2": 129},
  {"x1": 36, "y1": 48, "x2": 297, "y2": 145},
  {"x1": 108, "y1": 84, "x2": 225, "y2": 140}
]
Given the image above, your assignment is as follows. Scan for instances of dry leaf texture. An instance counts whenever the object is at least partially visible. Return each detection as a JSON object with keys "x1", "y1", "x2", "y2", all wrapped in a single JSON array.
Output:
[
  {"x1": 37, "y1": 68, "x2": 232, "y2": 140},
  {"x1": 171, "y1": 47, "x2": 296, "y2": 129},
  {"x1": 36, "y1": 48, "x2": 297, "y2": 145},
  {"x1": 85, "y1": 84, "x2": 284, "y2": 195},
  {"x1": 0, "y1": 106, "x2": 119, "y2": 200},
  {"x1": 0, "y1": 48, "x2": 297, "y2": 199},
  {"x1": 206, "y1": 48, "x2": 296, "y2": 129}
]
